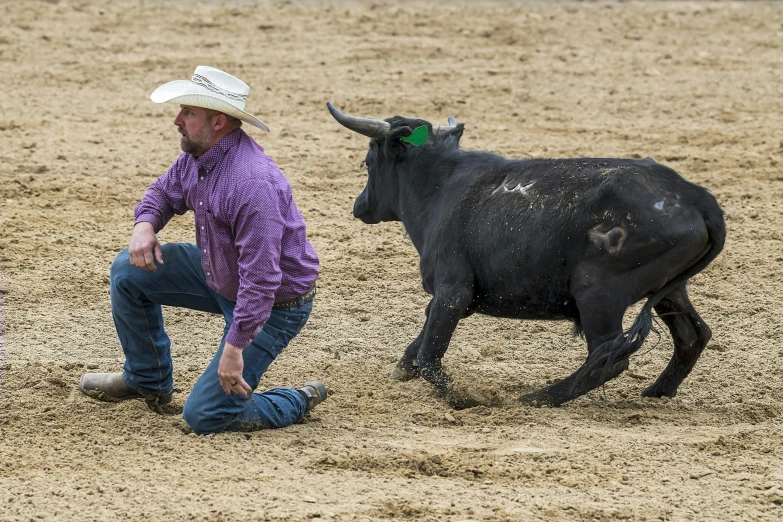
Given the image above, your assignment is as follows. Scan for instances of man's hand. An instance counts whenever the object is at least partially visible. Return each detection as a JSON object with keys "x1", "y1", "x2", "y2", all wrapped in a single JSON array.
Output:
[
  {"x1": 129, "y1": 222, "x2": 163, "y2": 271},
  {"x1": 218, "y1": 343, "x2": 252, "y2": 396}
]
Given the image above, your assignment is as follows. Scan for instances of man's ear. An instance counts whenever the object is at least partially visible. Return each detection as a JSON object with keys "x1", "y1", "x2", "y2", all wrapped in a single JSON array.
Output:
[{"x1": 214, "y1": 113, "x2": 225, "y2": 131}]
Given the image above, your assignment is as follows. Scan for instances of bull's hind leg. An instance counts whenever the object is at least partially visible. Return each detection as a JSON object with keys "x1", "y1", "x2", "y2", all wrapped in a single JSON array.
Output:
[
  {"x1": 642, "y1": 284, "x2": 711, "y2": 398},
  {"x1": 521, "y1": 296, "x2": 629, "y2": 407}
]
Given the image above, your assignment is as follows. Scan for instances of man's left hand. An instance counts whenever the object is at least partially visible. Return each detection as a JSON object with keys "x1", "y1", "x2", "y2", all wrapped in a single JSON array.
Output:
[{"x1": 218, "y1": 343, "x2": 252, "y2": 396}]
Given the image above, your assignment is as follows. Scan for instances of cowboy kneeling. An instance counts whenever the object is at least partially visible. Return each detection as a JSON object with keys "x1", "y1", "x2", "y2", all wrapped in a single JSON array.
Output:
[{"x1": 80, "y1": 66, "x2": 326, "y2": 433}]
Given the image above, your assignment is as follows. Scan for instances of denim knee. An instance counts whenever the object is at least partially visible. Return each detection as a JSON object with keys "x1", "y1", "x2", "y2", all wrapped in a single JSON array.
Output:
[
  {"x1": 182, "y1": 400, "x2": 225, "y2": 435},
  {"x1": 110, "y1": 249, "x2": 134, "y2": 286}
]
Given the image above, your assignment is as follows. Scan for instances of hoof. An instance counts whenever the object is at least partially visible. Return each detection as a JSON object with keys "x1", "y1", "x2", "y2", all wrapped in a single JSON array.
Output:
[
  {"x1": 641, "y1": 384, "x2": 677, "y2": 399},
  {"x1": 390, "y1": 363, "x2": 419, "y2": 382},
  {"x1": 519, "y1": 392, "x2": 558, "y2": 408}
]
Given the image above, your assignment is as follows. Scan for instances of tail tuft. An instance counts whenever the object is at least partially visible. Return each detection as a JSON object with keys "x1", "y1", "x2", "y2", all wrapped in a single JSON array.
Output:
[{"x1": 584, "y1": 305, "x2": 654, "y2": 377}]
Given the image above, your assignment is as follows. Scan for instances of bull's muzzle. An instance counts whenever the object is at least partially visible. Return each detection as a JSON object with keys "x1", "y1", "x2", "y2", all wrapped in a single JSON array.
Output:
[{"x1": 353, "y1": 193, "x2": 380, "y2": 224}]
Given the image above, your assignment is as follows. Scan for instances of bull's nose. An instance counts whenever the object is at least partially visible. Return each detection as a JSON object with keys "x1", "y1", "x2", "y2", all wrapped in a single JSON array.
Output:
[
  {"x1": 353, "y1": 193, "x2": 380, "y2": 223},
  {"x1": 353, "y1": 199, "x2": 366, "y2": 219},
  {"x1": 353, "y1": 206, "x2": 377, "y2": 224},
  {"x1": 353, "y1": 209, "x2": 370, "y2": 222}
]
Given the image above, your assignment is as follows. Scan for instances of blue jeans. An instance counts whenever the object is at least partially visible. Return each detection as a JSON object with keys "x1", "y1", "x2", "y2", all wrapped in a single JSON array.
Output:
[{"x1": 110, "y1": 242, "x2": 312, "y2": 434}]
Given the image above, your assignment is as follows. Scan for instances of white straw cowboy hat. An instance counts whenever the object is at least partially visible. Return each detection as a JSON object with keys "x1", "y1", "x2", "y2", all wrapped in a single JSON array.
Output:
[{"x1": 150, "y1": 66, "x2": 270, "y2": 132}]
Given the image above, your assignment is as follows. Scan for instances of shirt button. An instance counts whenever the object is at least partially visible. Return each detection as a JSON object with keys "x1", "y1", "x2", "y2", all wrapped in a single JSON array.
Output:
[
  {"x1": 201, "y1": 226, "x2": 204, "y2": 230},
  {"x1": 207, "y1": 272, "x2": 210, "y2": 276},
  {"x1": 199, "y1": 201, "x2": 203, "y2": 206},
  {"x1": 199, "y1": 177, "x2": 204, "y2": 181},
  {"x1": 203, "y1": 249, "x2": 206, "y2": 253}
]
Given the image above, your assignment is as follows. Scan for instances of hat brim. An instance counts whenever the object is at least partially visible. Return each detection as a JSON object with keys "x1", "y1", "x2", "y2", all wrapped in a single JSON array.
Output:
[{"x1": 150, "y1": 80, "x2": 270, "y2": 132}]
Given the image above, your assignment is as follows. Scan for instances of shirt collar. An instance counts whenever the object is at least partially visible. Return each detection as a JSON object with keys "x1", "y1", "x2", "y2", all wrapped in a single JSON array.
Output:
[{"x1": 195, "y1": 128, "x2": 243, "y2": 174}]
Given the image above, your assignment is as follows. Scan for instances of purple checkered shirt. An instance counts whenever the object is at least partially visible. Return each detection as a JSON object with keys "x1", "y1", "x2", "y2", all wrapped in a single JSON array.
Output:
[{"x1": 135, "y1": 129, "x2": 320, "y2": 348}]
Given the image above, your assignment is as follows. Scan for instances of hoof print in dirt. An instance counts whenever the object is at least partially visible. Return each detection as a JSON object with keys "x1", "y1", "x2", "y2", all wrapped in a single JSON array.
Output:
[
  {"x1": 447, "y1": 386, "x2": 493, "y2": 410},
  {"x1": 170, "y1": 418, "x2": 192, "y2": 435},
  {"x1": 147, "y1": 401, "x2": 183, "y2": 416}
]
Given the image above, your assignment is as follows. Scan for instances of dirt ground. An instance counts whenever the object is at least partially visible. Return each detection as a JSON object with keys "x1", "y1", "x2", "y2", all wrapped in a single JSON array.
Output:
[{"x1": 1, "y1": 0, "x2": 782, "y2": 520}]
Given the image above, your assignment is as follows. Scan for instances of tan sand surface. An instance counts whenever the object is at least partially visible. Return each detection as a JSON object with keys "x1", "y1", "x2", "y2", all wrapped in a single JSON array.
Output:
[{"x1": 1, "y1": 1, "x2": 782, "y2": 520}]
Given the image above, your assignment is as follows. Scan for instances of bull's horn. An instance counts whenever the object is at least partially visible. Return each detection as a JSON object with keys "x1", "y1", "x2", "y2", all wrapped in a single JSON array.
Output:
[
  {"x1": 326, "y1": 102, "x2": 391, "y2": 139},
  {"x1": 447, "y1": 116, "x2": 457, "y2": 126}
]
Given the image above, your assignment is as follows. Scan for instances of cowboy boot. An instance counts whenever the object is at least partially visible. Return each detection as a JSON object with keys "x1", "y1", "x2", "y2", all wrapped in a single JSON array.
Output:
[
  {"x1": 79, "y1": 372, "x2": 173, "y2": 408},
  {"x1": 296, "y1": 381, "x2": 328, "y2": 413}
]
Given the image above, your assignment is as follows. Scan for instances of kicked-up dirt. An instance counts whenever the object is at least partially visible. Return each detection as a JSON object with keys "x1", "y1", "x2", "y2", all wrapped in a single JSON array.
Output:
[{"x1": 1, "y1": 1, "x2": 782, "y2": 520}]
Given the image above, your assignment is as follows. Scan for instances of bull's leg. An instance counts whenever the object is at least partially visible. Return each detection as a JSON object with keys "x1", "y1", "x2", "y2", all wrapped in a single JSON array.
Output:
[
  {"x1": 390, "y1": 301, "x2": 432, "y2": 381},
  {"x1": 521, "y1": 296, "x2": 628, "y2": 407},
  {"x1": 642, "y1": 284, "x2": 711, "y2": 398},
  {"x1": 417, "y1": 284, "x2": 474, "y2": 409},
  {"x1": 390, "y1": 330, "x2": 424, "y2": 381}
]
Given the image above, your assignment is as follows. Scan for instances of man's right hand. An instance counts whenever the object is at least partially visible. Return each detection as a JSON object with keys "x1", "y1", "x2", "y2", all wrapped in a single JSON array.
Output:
[{"x1": 129, "y1": 222, "x2": 164, "y2": 271}]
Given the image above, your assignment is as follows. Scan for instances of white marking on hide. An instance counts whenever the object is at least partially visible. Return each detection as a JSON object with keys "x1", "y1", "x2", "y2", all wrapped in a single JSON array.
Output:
[
  {"x1": 654, "y1": 200, "x2": 665, "y2": 210},
  {"x1": 588, "y1": 225, "x2": 628, "y2": 256},
  {"x1": 493, "y1": 180, "x2": 535, "y2": 196}
]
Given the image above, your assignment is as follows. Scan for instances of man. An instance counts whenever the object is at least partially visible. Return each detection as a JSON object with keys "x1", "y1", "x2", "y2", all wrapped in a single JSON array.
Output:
[{"x1": 79, "y1": 66, "x2": 326, "y2": 434}]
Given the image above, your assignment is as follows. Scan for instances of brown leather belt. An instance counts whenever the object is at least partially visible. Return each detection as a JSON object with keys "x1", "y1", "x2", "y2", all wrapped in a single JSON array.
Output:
[{"x1": 272, "y1": 282, "x2": 317, "y2": 309}]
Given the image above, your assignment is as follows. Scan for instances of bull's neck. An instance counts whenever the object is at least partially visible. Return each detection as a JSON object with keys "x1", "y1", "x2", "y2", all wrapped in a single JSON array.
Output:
[{"x1": 395, "y1": 153, "x2": 454, "y2": 255}]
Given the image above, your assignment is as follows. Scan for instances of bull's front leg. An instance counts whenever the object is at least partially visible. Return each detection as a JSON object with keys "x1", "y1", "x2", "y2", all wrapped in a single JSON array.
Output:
[
  {"x1": 390, "y1": 330, "x2": 423, "y2": 381},
  {"x1": 417, "y1": 283, "x2": 479, "y2": 409},
  {"x1": 390, "y1": 300, "x2": 431, "y2": 381}
]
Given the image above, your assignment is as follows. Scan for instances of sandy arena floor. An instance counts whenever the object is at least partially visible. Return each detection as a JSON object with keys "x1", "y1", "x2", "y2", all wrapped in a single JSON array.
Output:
[{"x1": 1, "y1": 1, "x2": 782, "y2": 520}]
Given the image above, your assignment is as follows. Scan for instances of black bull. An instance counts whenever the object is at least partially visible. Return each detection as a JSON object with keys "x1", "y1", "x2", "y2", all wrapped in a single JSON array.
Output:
[{"x1": 328, "y1": 102, "x2": 726, "y2": 409}]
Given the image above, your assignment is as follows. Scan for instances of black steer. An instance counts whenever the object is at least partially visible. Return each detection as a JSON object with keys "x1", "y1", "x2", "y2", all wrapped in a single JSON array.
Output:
[{"x1": 327, "y1": 102, "x2": 726, "y2": 409}]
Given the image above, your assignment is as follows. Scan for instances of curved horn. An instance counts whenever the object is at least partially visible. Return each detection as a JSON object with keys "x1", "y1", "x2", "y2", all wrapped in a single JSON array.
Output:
[
  {"x1": 447, "y1": 116, "x2": 457, "y2": 126},
  {"x1": 326, "y1": 102, "x2": 391, "y2": 139}
]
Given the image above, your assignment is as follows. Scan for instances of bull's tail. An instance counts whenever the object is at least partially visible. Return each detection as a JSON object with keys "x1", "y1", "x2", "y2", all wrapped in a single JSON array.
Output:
[{"x1": 583, "y1": 197, "x2": 726, "y2": 376}]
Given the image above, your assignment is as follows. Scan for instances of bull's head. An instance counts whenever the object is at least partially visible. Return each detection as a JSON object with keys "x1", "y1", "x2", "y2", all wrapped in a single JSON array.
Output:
[{"x1": 327, "y1": 102, "x2": 462, "y2": 224}]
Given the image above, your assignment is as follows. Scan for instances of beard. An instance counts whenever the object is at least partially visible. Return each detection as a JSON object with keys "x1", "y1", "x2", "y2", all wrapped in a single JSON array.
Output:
[{"x1": 179, "y1": 122, "x2": 211, "y2": 158}]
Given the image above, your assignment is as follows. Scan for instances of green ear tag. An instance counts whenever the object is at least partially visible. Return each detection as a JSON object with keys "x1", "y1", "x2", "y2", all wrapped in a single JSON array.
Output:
[{"x1": 399, "y1": 125, "x2": 429, "y2": 147}]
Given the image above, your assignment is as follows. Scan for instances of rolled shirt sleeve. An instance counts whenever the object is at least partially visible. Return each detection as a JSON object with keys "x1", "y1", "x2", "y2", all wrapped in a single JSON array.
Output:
[
  {"x1": 225, "y1": 179, "x2": 287, "y2": 348},
  {"x1": 134, "y1": 156, "x2": 189, "y2": 233}
]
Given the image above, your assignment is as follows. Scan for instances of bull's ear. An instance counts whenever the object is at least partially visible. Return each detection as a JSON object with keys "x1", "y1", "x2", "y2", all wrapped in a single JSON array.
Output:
[
  {"x1": 446, "y1": 123, "x2": 465, "y2": 142},
  {"x1": 389, "y1": 126, "x2": 413, "y2": 140},
  {"x1": 438, "y1": 123, "x2": 464, "y2": 146},
  {"x1": 383, "y1": 126, "x2": 414, "y2": 158}
]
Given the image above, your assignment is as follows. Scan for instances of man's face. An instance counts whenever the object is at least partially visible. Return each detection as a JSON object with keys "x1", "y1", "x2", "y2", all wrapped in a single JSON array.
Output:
[{"x1": 174, "y1": 105, "x2": 215, "y2": 157}]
